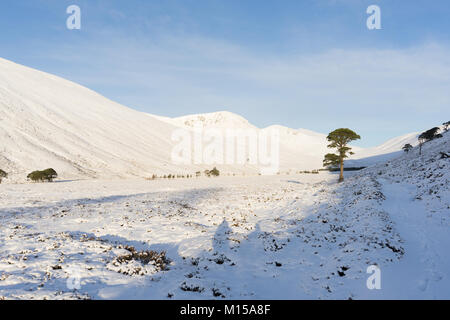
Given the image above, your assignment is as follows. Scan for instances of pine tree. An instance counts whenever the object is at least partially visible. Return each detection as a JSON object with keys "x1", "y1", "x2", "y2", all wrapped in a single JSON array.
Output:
[
  {"x1": 402, "y1": 144, "x2": 413, "y2": 154},
  {"x1": 324, "y1": 128, "x2": 361, "y2": 182},
  {"x1": 418, "y1": 127, "x2": 440, "y2": 155}
]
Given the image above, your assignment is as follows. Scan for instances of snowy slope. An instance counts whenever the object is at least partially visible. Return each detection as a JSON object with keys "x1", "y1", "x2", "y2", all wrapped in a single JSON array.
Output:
[
  {"x1": 0, "y1": 58, "x2": 189, "y2": 180},
  {"x1": 352, "y1": 130, "x2": 450, "y2": 298},
  {"x1": 0, "y1": 60, "x2": 270, "y2": 180},
  {"x1": 263, "y1": 125, "x2": 331, "y2": 170},
  {"x1": 347, "y1": 132, "x2": 419, "y2": 167},
  {"x1": 0, "y1": 57, "x2": 422, "y2": 181},
  {"x1": 0, "y1": 58, "x2": 328, "y2": 179},
  {"x1": 366, "y1": 129, "x2": 449, "y2": 220}
]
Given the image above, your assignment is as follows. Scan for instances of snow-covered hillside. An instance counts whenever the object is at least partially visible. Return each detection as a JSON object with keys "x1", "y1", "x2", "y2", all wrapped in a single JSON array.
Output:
[
  {"x1": 0, "y1": 58, "x2": 323, "y2": 179},
  {"x1": 366, "y1": 129, "x2": 449, "y2": 220},
  {"x1": 0, "y1": 57, "x2": 422, "y2": 181},
  {"x1": 347, "y1": 132, "x2": 419, "y2": 167},
  {"x1": 352, "y1": 129, "x2": 450, "y2": 298},
  {"x1": 0, "y1": 58, "x2": 184, "y2": 180}
]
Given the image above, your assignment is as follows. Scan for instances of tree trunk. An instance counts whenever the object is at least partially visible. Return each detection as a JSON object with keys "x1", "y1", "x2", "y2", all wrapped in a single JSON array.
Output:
[{"x1": 339, "y1": 158, "x2": 344, "y2": 182}]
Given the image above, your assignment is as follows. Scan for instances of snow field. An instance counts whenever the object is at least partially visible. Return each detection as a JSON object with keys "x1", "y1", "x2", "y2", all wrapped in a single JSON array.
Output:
[{"x1": 0, "y1": 173, "x2": 406, "y2": 299}]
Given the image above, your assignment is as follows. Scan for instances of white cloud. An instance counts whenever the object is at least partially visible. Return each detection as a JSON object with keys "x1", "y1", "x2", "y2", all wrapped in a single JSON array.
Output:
[{"x1": 35, "y1": 35, "x2": 450, "y2": 145}]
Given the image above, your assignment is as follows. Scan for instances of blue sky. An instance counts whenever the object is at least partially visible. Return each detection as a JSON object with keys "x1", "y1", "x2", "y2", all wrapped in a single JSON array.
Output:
[{"x1": 0, "y1": 0, "x2": 449, "y2": 147}]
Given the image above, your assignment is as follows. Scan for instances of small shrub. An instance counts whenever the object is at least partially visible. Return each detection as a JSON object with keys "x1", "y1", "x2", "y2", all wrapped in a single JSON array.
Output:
[
  {"x1": 42, "y1": 168, "x2": 58, "y2": 181},
  {"x1": 204, "y1": 167, "x2": 220, "y2": 177},
  {"x1": 109, "y1": 246, "x2": 170, "y2": 276},
  {"x1": 0, "y1": 169, "x2": 7, "y2": 184},
  {"x1": 116, "y1": 246, "x2": 169, "y2": 268},
  {"x1": 210, "y1": 167, "x2": 220, "y2": 177},
  {"x1": 27, "y1": 168, "x2": 58, "y2": 182}
]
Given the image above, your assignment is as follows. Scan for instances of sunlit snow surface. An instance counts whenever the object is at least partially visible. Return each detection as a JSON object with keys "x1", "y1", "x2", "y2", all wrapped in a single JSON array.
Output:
[{"x1": 2, "y1": 142, "x2": 448, "y2": 300}]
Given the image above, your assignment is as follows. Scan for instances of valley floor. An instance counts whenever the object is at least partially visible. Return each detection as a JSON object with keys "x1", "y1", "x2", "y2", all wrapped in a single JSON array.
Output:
[{"x1": 0, "y1": 172, "x2": 448, "y2": 299}]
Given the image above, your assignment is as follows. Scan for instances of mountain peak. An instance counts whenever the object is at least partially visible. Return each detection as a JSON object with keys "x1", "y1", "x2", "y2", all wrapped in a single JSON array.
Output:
[{"x1": 172, "y1": 111, "x2": 256, "y2": 129}]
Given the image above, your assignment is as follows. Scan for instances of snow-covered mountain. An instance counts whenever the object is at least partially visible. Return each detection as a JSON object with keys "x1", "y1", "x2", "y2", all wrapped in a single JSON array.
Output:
[
  {"x1": 153, "y1": 112, "x2": 336, "y2": 170},
  {"x1": 153, "y1": 111, "x2": 421, "y2": 171},
  {"x1": 0, "y1": 58, "x2": 188, "y2": 180},
  {"x1": 156, "y1": 111, "x2": 257, "y2": 130},
  {"x1": 0, "y1": 57, "x2": 422, "y2": 181}
]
